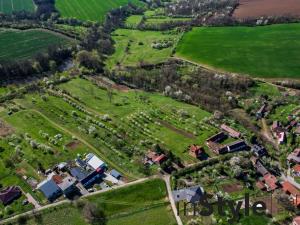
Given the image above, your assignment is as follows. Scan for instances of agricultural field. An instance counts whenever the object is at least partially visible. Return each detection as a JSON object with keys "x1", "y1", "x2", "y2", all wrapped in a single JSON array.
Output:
[
  {"x1": 55, "y1": 0, "x2": 143, "y2": 22},
  {"x1": 8, "y1": 179, "x2": 176, "y2": 225},
  {"x1": 107, "y1": 29, "x2": 180, "y2": 69},
  {"x1": 176, "y1": 23, "x2": 300, "y2": 78},
  {"x1": 0, "y1": 29, "x2": 72, "y2": 62},
  {"x1": 0, "y1": 0, "x2": 35, "y2": 14},
  {"x1": 233, "y1": 0, "x2": 300, "y2": 19}
]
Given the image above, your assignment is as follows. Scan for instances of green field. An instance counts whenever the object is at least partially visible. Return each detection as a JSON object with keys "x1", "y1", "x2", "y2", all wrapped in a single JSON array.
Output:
[
  {"x1": 56, "y1": 0, "x2": 143, "y2": 22},
  {"x1": 9, "y1": 179, "x2": 176, "y2": 225},
  {"x1": 107, "y1": 29, "x2": 180, "y2": 69},
  {"x1": 125, "y1": 15, "x2": 143, "y2": 27},
  {"x1": 176, "y1": 23, "x2": 300, "y2": 78},
  {"x1": 145, "y1": 16, "x2": 191, "y2": 25},
  {"x1": 0, "y1": 0, "x2": 35, "y2": 14},
  {"x1": 0, "y1": 29, "x2": 71, "y2": 62}
]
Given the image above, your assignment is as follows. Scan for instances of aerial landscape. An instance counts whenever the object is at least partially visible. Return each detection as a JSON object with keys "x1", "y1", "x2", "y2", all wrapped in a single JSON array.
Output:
[{"x1": 0, "y1": 0, "x2": 299, "y2": 225}]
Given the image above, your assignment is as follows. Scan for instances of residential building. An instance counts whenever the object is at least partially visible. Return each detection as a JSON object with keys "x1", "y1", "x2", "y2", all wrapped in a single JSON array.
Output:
[
  {"x1": 252, "y1": 144, "x2": 267, "y2": 157},
  {"x1": 189, "y1": 145, "x2": 204, "y2": 158},
  {"x1": 293, "y1": 216, "x2": 300, "y2": 225},
  {"x1": 37, "y1": 178, "x2": 62, "y2": 202},
  {"x1": 287, "y1": 149, "x2": 300, "y2": 164},
  {"x1": 57, "y1": 176, "x2": 78, "y2": 198},
  {"x1": 263, "y1": 173, "x2": 278, "y2": 191},
  {"x1": 172, "y1": 185, "x2": 204, "y2": 203},
  {"x1": 0, "y1": 186, "x2": 22, "y2": 206},
  {"x1": 282, "y1": 181, "x2": 300, "y2": 207},
  {"x1": 292, "y1": 165, "x2": 300, "y2": 177},
  {"x1": 86, "y1": 153, "x2": 107, "y2": 171}
]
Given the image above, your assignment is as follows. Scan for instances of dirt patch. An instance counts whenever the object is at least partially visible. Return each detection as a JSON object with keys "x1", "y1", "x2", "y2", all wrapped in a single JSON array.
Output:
[
  {"x1": 0, "y1": 120, "x2": 14, "y2": 137},
  {"x1": 66, "y1": 140, "x2": 81, "y2": 150},
  {"x1": 233, "y1": 0, "x2": 300, "y2": 19},
  {"x1": 222, "y1": 182, "x2": 243, "y2": 193},
  {"x1": 16, "y1": 168, "x2": 26, "y2": 176},
  {"x1": 157, "y1": 119, "x2": 195, "y2": 139}
]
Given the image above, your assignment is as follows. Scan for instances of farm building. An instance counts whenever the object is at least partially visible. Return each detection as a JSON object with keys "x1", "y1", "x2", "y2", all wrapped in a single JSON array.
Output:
[
  {"x1": 217, "y1": 140, "x2": 248, "y2": 154},
  {"x1": 57, "y1": 176, "x2": 78, "y2": 198},
  {"x1": 189, "y1": 145, "x2": 204, "y2": 158},
  {"x1": 206, "y1": 132, "x2": 227, "y2": 143},
  {"x1": 172, "y1": 185, "x2": 204, "y2": 203},
  {"x1": 0, "y1": 186, "x2": 22, "y2": 206},
  {"x1": 220, "y1": 124, "x2": 241, "y2": 138}
]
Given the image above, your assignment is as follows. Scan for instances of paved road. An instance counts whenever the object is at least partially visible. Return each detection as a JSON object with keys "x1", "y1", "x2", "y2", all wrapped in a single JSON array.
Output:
[{"x1": 164, "y1": 175, "x2": 183, "y2": 225}]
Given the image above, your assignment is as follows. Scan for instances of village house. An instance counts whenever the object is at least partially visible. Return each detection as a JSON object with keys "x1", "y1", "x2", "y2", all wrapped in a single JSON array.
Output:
[
  {"x1": 287, "y1": 148, "x2": 300, "y2": 164},
  {"x1": 85, "y1": 153, "x2": 107, "y2": 172},
  {"x1": 37, "y1": 177, "x2": 62, "y2": 202},
  {"x1": 172, "y1": 185, "x2": 204, "y2": 203},
  {"x1": 252, "y1": 144, "x2": 267, "y2": 157},
  {"x1": 220, "y1": 124, "x2": 241, "y2": 138},
  {"x1": 145, "y1": 151, "x2": 167, "y2": 165},
  {"x1": 0, "y1": 186, "x2": 22, "y2": 206},
  {"x1": 262, "y1": 173, "x2": 278, "y2": 191},
  {"x1": 189, "y1": 145, "x2": 204, "y2": 158},
  {"x1": 292, "y1": 165, "x2": 300, "y2": 177},
  {"x1": 57, "y1": 176, "x2": 78, "y2": 198},
  {"x1": 70, "y1": 167, "x2": 102, "y2": 189},
  {"x1": 293, "y1": 216, "x2": 300, "y2": 225},
  {"x1": 282, "y1": 181, "x2": 300, "y2": 207}
]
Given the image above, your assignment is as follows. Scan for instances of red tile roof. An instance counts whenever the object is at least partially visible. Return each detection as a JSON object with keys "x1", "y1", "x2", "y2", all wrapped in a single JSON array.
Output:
[
  {"x1": 282, "y1": 181, "x2": 300, "y2": 198},
  {"x1": 263, "y1": 173, "x2": 278, "y2": 191},
  {"x1": 293, "y1": 216, "x2": 300, "y2": 225},
  {"x1": 189, "y1": 145, "x2": 203, "y2": 157},
  {"x1": 293, "y1": 165, "x2": 300, "y2": 173},
  {"x1": 153, "y1": 154, "x2": 167, "y2": 164},
  {"x1": 256, "y1": 180, "x2": 265, "y2": 190}
]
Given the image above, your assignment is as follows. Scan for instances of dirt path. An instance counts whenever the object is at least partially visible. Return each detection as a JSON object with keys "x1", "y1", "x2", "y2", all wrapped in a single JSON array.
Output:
[
  {"x1": 261, "y1": 118, "x2": 278, "y2": 149},
  {"x1": 163, "y1": 175, "x2": 183, "y2": 225},
  {"x1": 157, "y1": 119, "x2": 195, "y2": 139}
]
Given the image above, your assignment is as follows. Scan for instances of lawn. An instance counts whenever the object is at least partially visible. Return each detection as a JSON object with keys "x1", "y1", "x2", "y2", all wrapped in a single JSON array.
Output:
[
  {"x1": 0, "y1": 0, "x2": 35, "y2": 14},
  {"x1": 0, "y1": 29, "x2": 71, "y2": 62},
  {"x1": 125, "y1": 15, "x2": 143, "y2": 27},
  {"x1": 145, "y1": 16, "x2": 191, "y2": 25},
  {"x1": 176, "y1": 23, "x2": 300, "y2": 78},
  {"x1": 9, "y1": 179, "x2": 176, "y2": 225},
  {"x1": 106, "y1": 29, "x2": 179, "y2": 69},
  {"x1": 56, "y1": 0, "x2": 143, "y2": 22}
]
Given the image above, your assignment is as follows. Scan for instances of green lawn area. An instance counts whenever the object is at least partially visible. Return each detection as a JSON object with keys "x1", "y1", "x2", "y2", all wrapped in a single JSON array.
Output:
[
  {"x1": 106, "y1": 29, "x2": 179, "y2": 69},
  {"x1": 56, "y1": 0, "x2": 143, "y2": 22},
  {"x1": 10, "y1": 179, "x2": 176, "y2": 225},
  {"x1": 0, "y1": 0, "x2": 35, "y2": 14},
  {"x1": 269, "y1": 103, "x2": 299, "y2": 123},
  {"x1": 125, "y1": 15, "x2": 143, "y2": 27},
  {"x1": 176, "y1": 23, "x2": 300, "y2": 78},
  {"x1": 0, "y1": 29, "x2": 71, "y2": 62}
]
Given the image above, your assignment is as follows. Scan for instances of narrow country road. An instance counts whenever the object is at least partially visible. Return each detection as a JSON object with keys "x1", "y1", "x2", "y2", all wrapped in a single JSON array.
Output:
[{"x1": 164, "y1": 175, "x2": 183, "y2": 225}]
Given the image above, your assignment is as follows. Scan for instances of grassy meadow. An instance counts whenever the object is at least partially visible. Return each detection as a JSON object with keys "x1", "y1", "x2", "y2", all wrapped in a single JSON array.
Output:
[
  {"x1": 56, "y1": 0, "x2": 143, "y2": 22},
  {"x1": 0, "y1": 29, "x2": 71, "y2": 62},
  {"x1": 176, "y1": 23, "x2": 300, "y2": 78},
  {"x1": 107, "y1": 29, "x2": 179, "y2": 69},
  {"x1": 0, "y1": 0, "x2": 35, "y2": 14}
]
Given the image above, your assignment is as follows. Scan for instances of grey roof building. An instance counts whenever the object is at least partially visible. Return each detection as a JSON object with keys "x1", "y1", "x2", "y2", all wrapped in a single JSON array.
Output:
[
  {"x1": 37, "y1": 179, "x2": 62, "y2": 202},
  {"x1": 172, "y1": 185, "x2": 204, "y2": 203}
]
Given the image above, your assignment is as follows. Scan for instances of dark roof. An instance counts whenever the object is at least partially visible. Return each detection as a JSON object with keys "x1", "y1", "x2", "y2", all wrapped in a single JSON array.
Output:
[
  {"x1": 256, "y1": 161, "x2": 269, "y2": 176},
  {"x1": 172, "y1": 186, "x2": 204, "y2": 203},
  {"x1": 0, "y1": 186, "x2": 21, "y2": 205},
  {"x1": 38, "y1": 179, "x2": 61, "y2": 200},
  {"x1": 70, "y1": 167, "x2": 88, "y2": 181},
  {"x1": 110, "y1": 169, "x2": 122, "y2": 179},
  {"x1": 206, "y1": 132, "x2": 227, "y2": 143}
]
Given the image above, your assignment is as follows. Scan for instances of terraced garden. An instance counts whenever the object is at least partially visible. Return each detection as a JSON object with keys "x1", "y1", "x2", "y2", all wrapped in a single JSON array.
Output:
[
  {"x1": 0, "y1": 0, "x2": 35, "y2": 14},
  {"x1": 0, "y1": 29, "x2": 72, "y2": 62},
  {"x1": 55, "y1": 0, "x2": 143, "y2": 22},
  {"x1": 176, "y1": 23, "x2": 300, "y2": 78}
]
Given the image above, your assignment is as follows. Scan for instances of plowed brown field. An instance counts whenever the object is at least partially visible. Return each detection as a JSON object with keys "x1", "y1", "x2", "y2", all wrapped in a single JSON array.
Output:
[{"x1": 233, "y1": 0, "x2": 300, "y2": 19}]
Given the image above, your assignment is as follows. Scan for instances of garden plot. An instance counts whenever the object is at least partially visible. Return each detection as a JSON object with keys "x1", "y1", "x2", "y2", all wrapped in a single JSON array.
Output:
[{"x1": 58, "y1": 78, "x2": 216, "y2": 163}]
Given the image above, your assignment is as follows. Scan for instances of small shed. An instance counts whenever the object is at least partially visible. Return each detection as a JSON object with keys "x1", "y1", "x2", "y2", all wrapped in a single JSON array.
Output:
[{"x1": 110, "y1": 170, "x2": 122, "y2": 180}]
